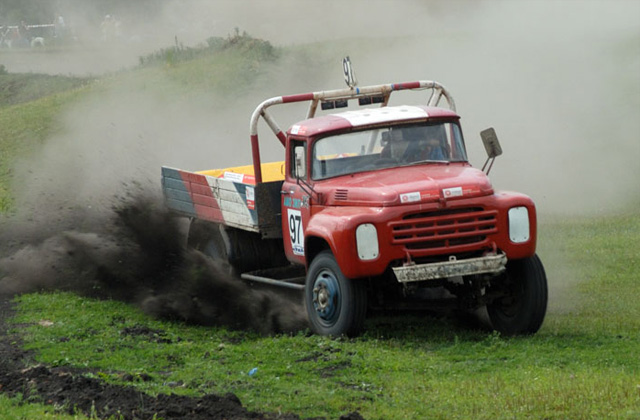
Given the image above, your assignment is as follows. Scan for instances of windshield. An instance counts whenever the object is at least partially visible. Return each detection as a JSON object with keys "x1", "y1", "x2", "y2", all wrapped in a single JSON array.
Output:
[{"x1": 312, "y1": 121, "x2": 467, "y2": 180}]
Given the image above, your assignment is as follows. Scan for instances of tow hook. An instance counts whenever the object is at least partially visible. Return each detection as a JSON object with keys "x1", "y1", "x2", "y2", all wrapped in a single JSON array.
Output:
[{"x1": 403, "y1": 251, "x2": 415, "y2": 267}]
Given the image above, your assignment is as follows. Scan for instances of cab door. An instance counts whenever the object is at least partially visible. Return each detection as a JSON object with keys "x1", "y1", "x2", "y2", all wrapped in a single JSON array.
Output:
[{"x1": 281, "y1": 138, "x2": 312, "y2": 265}]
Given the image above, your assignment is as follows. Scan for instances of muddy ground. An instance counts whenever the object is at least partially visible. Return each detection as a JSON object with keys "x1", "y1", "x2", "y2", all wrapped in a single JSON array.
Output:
[{"x1": 0, "y1": 295, "x2": 364, "y2": 420}]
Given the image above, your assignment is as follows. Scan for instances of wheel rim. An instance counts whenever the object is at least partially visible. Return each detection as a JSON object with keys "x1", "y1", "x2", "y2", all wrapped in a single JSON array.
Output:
[
  {"x1": 312, "y1": 269, "x2": 341, "y2": 326},
  {"x1": 495, "y1": 294, "x2": 521, "y2": 318},
  {"x1": 494, "y1": 277, "x2": 525, "y2": 318}
]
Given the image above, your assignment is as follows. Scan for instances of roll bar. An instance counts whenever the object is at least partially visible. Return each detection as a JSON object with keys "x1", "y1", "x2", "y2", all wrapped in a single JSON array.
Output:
[{"x1": 249, "y1": 80, "x2": 456, "y2": 183}]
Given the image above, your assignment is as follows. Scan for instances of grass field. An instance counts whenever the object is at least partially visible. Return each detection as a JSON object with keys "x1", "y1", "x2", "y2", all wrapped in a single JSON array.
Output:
[
  {"x1": 8, "y1": 212, "x2": 640, "y2": 419},
  {"x1": 0, "y1": 87, "x2": 87, "y2": 213},
  {"x1": 1, "y1": 34, "x2": 639, "y2": 419}
]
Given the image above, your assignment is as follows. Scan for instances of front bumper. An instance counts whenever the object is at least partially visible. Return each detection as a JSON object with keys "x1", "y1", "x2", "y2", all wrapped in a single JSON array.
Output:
[{"x1": 391, "y1": 253, "x2": 507, "y2": 283}]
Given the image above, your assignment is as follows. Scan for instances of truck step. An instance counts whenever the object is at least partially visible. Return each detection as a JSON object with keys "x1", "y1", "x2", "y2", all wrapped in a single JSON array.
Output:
[
  {"x1": 241, "y1": 273, "x2": 305, "y2": 290},
  {"x1": 240, "y1": 265, "x2": 306, "y2": 291}
]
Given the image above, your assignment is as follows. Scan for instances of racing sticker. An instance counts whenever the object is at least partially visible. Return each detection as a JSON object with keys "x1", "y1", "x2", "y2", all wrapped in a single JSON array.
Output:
[
  {"x1": 287, "y1": 209, "x2": 305, "y2": 256},
  {"x1": 400, "y1": 191, "x2": 421, "y2": 203},
  {"x1": 291, "y1": 125, "x2": 307, "y2": 135},
  {"x1": 443, "y1": 187, "x2": 463, "y2": 198},
  {"x1": 223, "y1": 171, "x2": 245, "y2": 183},
  {"x1": 246, "y1": 186, "x2": 255, "y2": 210}
]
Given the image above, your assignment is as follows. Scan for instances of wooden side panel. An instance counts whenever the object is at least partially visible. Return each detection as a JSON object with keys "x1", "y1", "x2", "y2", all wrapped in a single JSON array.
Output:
[{"x1": 162, "y1": 166, "x2": 267, "y2": 233}]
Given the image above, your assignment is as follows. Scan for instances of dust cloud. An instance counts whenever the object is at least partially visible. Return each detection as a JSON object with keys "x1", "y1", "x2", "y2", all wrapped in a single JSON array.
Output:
[
  {"x1": 1, "y1": 1, "x2": 638, "y2": 323},
  {"x1": 162, "y1": 0, "x2": 639, "y2": 215},
  {"x1": 0, "y1": 193, "x2": 307, "y2": 334}
]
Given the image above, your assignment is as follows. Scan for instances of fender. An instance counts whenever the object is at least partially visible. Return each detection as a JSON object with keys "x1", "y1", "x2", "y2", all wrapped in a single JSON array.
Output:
[
  {"x1": 305, "y1": 206, "x2": 385, "y2": 278},
  {"x1": 490, "y1": 191, "x2": 538, "y2": 260}
]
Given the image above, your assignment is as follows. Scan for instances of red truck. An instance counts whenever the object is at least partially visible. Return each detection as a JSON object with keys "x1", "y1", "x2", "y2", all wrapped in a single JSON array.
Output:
[{"x1": 161, "y1": 76, "x2": 548, "y2": 337}]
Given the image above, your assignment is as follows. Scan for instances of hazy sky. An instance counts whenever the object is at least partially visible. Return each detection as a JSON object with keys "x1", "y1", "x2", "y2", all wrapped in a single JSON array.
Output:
[{"x1": 3, "y1": 0, "x2": 639, "y2": 216}]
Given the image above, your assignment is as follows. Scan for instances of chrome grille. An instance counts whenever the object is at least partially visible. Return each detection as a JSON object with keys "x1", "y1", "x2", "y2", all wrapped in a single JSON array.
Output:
[{"x1": 389, "y1": 208, "x2": 498, "y2": 252}]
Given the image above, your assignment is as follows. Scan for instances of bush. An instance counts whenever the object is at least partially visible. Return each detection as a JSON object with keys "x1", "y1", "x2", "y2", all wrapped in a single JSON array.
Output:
[{"x1": 138, "y1": 31, "x2": 277, "y2": 68}]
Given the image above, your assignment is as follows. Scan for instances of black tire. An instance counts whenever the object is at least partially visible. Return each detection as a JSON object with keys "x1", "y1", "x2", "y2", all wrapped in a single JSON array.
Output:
[
  {"x1": 224, "y1": 227, "x2": 288, "y2": 273},
  {"x1": 305, "y1": 250, "x2": 367, "y2": 337},
  {"x1": 487, "y1": 254, "x2": 548, "y2": 335},
  {"x1": 187, "y1": 220, "x2": 230, "y2": 261},
  {"x1": 187, "y1": 220, "x2": 288, "y2": 274},
  {"x1": 187, "y1": 220, "x2": 234, "y2": 276}
]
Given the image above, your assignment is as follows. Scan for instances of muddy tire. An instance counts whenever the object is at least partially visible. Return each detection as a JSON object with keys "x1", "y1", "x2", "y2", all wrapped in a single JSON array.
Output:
[
  {"x1": 487, "y1": 254, "x2": 548, "y2": 335},
  {"x1": 187, "y1": 220, "x2": 288, "y2": 274},
  {"x1": 305, "y1": 250, "x2": 367, "y2": 337},
  {"x1": 187, "y1": 220, "x2": 230, "y2": 259}
]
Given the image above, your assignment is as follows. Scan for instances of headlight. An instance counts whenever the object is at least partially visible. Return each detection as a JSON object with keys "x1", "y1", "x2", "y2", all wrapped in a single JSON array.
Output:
[
  {"x1": 508, "y1": 206, "x2": 530, "y2": 243},
  {"x1": 356, "y1": 223, "x2": 379, "y2": 260}
]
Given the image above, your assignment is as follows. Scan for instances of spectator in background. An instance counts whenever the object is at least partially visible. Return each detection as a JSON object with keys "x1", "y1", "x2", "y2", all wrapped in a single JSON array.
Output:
[
  {"x1": 18, "y1": 20, "x2": 30, "y2": 47},
  {"x1": 6, "y1": 26, "x2": 19, "y2": 48},
  {"x1": 54, "y1": 14, "x2": 66, "y2": 39},
  {"x1": 101, "y1": 14, "x2": 114, "y2": 42},
  {"x1": 0, "y1": 25, "x2": 6, "y2": 48},
  {"x1": 114, "y1": 15, "x2": 123, "y2": 41}
]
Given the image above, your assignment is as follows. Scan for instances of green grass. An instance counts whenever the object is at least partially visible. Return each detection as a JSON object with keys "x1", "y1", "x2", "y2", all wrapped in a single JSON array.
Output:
[
  {"x1": 0, "y1": 88, "x2": 87, "y2": 213},
  {"x1": 540, "y1": 212, "x2": 640, "y2": 336},
  {"x1": 10, "y1": 213, "x2": 640, "y2": 419},
  {"x1": 0, "y1": 73, "x2": 91, "y2": 108},
  {"x1": 0, "y1": 394, "x2": 89, "y2": 420},
  {"x1": 113, "y1": 44, "x2": 276, "y2": 104}
]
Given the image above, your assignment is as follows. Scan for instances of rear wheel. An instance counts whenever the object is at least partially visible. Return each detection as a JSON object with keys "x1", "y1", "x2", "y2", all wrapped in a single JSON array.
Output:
[
  {"x1": 305, "y1": 250, "x2": 367, "y2": 337},
  {"x1": 487, "y1": 254, "x2": 548, "y2": 335},
  {"x1": 188, "y1": 220, "x2": 229, "y2": 259},
  {"x1": 187, "y1": 220, "x2": 288, "y2": 274}
]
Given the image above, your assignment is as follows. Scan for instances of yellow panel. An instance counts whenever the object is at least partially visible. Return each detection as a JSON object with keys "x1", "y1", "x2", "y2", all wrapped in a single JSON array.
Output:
[{"x1": 197, "y1": 161, "x2": 285, "y2": 183}]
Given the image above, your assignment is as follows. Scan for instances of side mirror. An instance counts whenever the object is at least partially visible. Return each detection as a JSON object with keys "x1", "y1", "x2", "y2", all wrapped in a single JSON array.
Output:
[
  {"x1": 480, "y1": 128, "x2": 502, "y2": 175},
  {"x1": 294, "y1": 146, "x2": 306, "y2": 178},
  {"x1": 481, "y1": 127, "x2": 503, "y2": 158}
]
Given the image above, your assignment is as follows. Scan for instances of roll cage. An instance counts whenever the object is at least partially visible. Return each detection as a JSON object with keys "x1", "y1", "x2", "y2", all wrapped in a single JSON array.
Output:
[{"x1": 249, "y1": 80, "x2": 456, "y2": 183}]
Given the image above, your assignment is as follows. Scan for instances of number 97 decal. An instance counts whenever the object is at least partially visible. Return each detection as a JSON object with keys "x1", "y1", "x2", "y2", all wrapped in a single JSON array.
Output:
[{"x1": 287, "y1": 209, "x2": 305, "y2": 256}]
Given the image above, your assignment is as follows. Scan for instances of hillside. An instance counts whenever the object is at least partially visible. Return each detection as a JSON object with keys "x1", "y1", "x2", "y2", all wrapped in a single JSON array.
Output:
[{"x1": 0, "y1": 32, "x2": 280, "y2": 214}]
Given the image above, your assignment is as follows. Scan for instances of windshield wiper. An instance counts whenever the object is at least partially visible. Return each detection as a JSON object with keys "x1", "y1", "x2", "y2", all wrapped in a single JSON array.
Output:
[{"x1": 404, "y1": 159, "x2": 450, "y2": 166}]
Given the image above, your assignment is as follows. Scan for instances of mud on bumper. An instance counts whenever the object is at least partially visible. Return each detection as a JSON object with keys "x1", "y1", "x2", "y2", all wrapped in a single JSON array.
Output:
[{"x1": 391, "y1": 253, "x2": 507, "y2": 283}]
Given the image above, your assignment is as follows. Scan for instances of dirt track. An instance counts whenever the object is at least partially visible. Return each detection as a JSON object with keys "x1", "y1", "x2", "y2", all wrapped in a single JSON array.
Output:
[{"x1": 0, "y1": 295, "x2": 363, "y2": 420}]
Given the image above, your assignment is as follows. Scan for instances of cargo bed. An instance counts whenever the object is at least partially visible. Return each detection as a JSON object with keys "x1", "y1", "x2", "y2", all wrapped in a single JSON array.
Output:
[{"x1": 161, "y1": 162, "x2": 285, "y2": 238}]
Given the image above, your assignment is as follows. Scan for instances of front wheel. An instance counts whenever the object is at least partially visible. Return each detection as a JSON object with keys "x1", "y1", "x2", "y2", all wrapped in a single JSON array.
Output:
[
  {"x1": 487, "y1": 254, "x2": 548, "y2": 335},
  {"x1": 305, "y1": 250, "x2": 367, "y2": 337}
]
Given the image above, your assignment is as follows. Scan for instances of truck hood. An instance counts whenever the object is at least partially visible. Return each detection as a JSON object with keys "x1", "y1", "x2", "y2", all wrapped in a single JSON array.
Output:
[{"x1": 317, "y1": 164, "x2": 493, "y2": 206}]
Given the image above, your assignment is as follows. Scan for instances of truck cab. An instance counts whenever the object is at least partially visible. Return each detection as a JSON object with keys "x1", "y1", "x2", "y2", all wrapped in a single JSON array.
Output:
[{"x1": 278, "y1": 103, "x2": 544, "y2": 336}]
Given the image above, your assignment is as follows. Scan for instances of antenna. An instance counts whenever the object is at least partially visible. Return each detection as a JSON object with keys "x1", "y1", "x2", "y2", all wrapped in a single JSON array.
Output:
[{"x1": 343, "y1": 56, "x2": 357, "y2": 88}]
